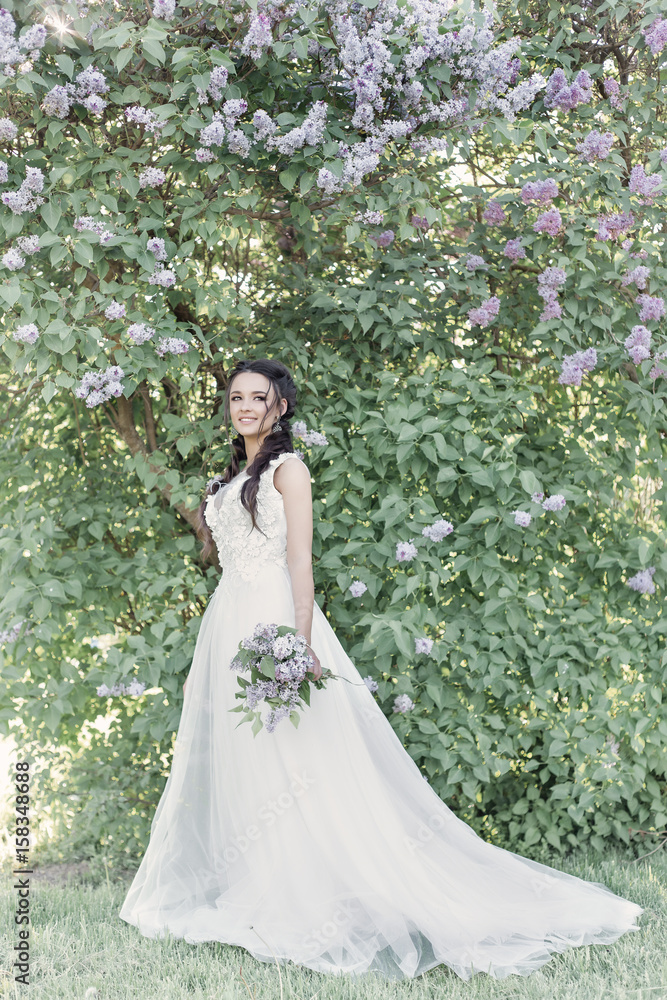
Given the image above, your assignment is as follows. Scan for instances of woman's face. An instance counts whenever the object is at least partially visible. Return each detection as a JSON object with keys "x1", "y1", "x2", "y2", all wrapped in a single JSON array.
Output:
[{"x1": 229, "y1": 372, "x2": 286, "y2": 443}]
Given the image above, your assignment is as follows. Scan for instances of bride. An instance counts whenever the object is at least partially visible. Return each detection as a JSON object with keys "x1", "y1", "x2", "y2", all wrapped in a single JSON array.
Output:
[{"x1": 119, "y1": 357, "x2": 642, "y2": 981}]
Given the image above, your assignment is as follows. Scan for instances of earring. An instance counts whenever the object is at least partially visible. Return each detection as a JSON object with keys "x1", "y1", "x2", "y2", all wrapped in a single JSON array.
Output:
[{"x1": 272, "y1": 416, "x2": 281, "y2": 433}]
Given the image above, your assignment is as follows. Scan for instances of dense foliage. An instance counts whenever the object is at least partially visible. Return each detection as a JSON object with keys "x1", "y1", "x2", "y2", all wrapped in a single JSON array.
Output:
[{"x1": 0, "y1": 0, "x2": 666, "y2": 863}]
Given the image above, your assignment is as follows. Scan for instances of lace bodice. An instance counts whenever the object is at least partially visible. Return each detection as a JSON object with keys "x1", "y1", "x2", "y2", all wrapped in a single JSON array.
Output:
[{"x1": 203, "y1": 452, "x2": 307, "y2": 582}]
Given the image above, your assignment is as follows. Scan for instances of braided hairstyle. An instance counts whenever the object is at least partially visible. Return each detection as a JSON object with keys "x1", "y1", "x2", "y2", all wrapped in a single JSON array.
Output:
[{"x1": 196, "y1": 358, "x2": 298, "y2": 562}]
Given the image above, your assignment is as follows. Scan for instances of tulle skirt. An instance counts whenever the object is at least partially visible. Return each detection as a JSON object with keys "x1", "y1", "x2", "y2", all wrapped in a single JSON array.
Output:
[{"x1": 119, "y1": 561, "x2": 643, "y2": 980}]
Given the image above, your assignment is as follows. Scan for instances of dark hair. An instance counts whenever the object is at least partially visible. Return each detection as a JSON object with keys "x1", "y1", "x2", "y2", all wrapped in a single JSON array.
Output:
[{"x1": 196, "y1": 358, "x2": 297, "y2": 562}]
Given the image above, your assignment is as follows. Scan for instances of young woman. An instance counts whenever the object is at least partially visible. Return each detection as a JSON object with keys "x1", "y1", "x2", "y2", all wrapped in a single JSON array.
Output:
[{"x1": 119, "y1": 357, "x2": 642, "y2": 981}]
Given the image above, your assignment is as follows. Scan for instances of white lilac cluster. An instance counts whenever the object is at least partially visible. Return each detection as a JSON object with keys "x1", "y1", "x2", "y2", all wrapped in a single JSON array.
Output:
[
  {"x1": 621, "y1": 265, "x2": 650, "y2": 291},
  {"x1": 0, "y1": 10, "x2": 46, "y2": 78},
  {"x1": 230, "y1": 623, "x2": 320, "y2": 734},
  {"x1": 0, "y1": 117, "x2": 17, "y2": 139},
  {"x1": 422, "y1": 518, "x2": 453, "y2": 542},
  {"x1": 396, "y1": 539, "x2": 418, "y2": 563},
  {"x1": 2, "y1": 248, "x2": 23, "y2": 270},
  {"x1": 558, "y1": 347, "x2": 597, "y2": 387},
  {"x1": 348, "y1": 580, "x2": 367, "y2": 597},
  {"x1": 74, "y1": 215, "x2": 115, "y2": 244},
  {"x1": 104, "y1": 300, "x2": 126, "y2": 320},
  {"x1": 513, "y1": 510, "x2": 531, "y2": 527},
  {"x1": 152, "y1": 0, "x2": 177, "y2": 20},
  {"x1": 414, "y1": 636, "x2": 434, "y2": 655},
  {"x1": 355, "y1": 209, "x2": 385, "y2": 225},
  {"x1": 2, "y1": 234, "x2": 41, "y2": 271},
  {"x1": 156, "y1": 337, "x2": 189, "y2": 357},
  {"x1": 241, "y1": 11, "x2": 273, "y2": 60},
  {"x1": 291, "y1": 420, "x2": 328, "y2": 446},
  {"x1": 147, "y1": 237, "x2": 167, "y2": 260},
  {"x1": 626, "y1": 567, "x2": 656, "y2": 594},
  {"x1": 393, "y1": 694, "x2": 414, "y2": 714},
  {"x1": 125, "y1": 105, "x2": 166, "y2": 134},
  {"x1": 629, "y1": 164, "x2": 663, "y2": 206},
  {"x1": 127, "y1": 323, "x2": 156, "y2": 345},
  {"x1": 467, "y1": 295, "x2": 500, "y2": 328},
  {"x1": 266, "y1": 101, "x2": 328, "y2": 156},
  {"x1": 596, "y1": 211, "x2": 634, "y2": 242},
  {"x1": 11, "y1": 323, "x2": 39, "y2": 345},
  {"x1": 543, "y1": 68, "x2": 592, "y2": 113},
  {"x1": 1, "y1": 165, "x2": 45, "y2": 215},
  {"x1": 575, "y1": 129, "x2": 615, "y2": 163},
  {"x1": 74, "y1": 366, "x2": 125, "y2": 407},
  {"x1": 139, "y1": 167, "x2": 167, "y2": 189},
  {"x1": 97, "y1": 680, "x2": 146, "y2": 697},
  {"x1": 521, "y1": 179, "x2": 558, "y2": 206},
  {"x1": 537, "y1": 266, "x2": 566, "y2": 322},
  {"x1": 363, "y1": 675, "x2": 378, "y2": 693},
  {"x1": 41, "y1": 64, "x2": 109, "y2": 119},
  {"x1": 150, "y1": 266, "x2": 176, "y2": 287}
]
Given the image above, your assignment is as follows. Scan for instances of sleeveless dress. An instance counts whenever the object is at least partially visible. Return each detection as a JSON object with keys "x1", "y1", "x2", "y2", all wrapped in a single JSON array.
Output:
[{"x1": 119, "y1": 451, "x2": 643, "y2": 981}]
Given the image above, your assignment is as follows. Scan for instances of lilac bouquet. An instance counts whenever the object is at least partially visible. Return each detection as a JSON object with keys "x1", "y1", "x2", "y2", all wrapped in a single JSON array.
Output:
[{"x1": 229, "y1": 623, "x2": 336, "y2": 736}]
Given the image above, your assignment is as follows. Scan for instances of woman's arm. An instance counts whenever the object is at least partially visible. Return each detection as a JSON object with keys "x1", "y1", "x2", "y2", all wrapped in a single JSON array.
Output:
[{"x1": 274, "y1": 458, "x2": 322, "y2": 680}]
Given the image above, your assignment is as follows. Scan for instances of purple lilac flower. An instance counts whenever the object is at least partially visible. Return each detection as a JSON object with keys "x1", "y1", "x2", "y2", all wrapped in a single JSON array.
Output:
[
  {"x1": 504, "y1": 238, "x2": 525, "y2": 260},
  {"x1": 1, "y1": 165, "x2": 45, "y2": 215},
  {"x1": 624, "y1": 325, "x2": 651, "y2": 364},
  {"x1": 636, "y1": 294, "x2": 665, "y2": 323},
  {"x1": 411, "y1": 215, "x2": 430, "y2": 231},
  {"x1": 422, "y1": 519, "x2": 453, "y2": 541},
  {"x1": 75, "y1": 365, "x2": 125, "y2": 407},
  {"x1": 531, "y1": 491, "x2": 544, "y2": 503},
  {"x1": 396, "y1": 540, "x2": 418, "y2": 562},
  {"x1": 349, "y1": 580, "x2": 367, "y2": 597},
  {"x1": 468, "y1": 295, "x2": 500, "y2": 327},
  {"x1": 0, "y1": 621, "x2": 26, "y2": 644},
  {"x1": 629, "y1": 164, "x2": 662, "y2": 206},
  {"x1": 0, "y1": 160, "x2": 7, "y2": 183},
  {"x1": 533, "y1": 208, "x2": 562, "y2": 236},
  {"x1": 371, "y1": 229, "x2": 395, "y2": 248},
  {"x1": 521, "y1": 179, "x2": 558, "y2": 206},
  {"x1": 542, "y1": 493, "x2": 567, "y2": 511},
  {"x1": 195, "y1": 148, "x2": 216, "y2": 163},
  {"x1": 627, "y1": 567, "x2": 656, "y2": 594},
  {"x1": 156, "y1": 337, "x2": 189, "y2": 357},
  {"x1": 465, "y1": 254, "x2": 487, "y2": 271},
  {"x1": 41, "y1": 84, "x2": 75, "y2": 118},
  {"x1": 558, "y1": 347, "x2": 597, "y2": 386},
  {"x1": 83, "y1": 95, "x2": 107, "y2": 114},
  {"x1": 621, "y1": 265, "x2": 650, "y2": 291},
  {"x1": 575, "y1": 129, "x2": 615, "y2": 163},
  {"x1": 252, "y1": 109, "x2": 277, "y2": 141},
  {"x1": 241, "y1": 11, "x2": 273, "y2": 60},
  {"x1": 537, "y1": 267, "x2": 567, "y2": 322},
  {"x1": 0, "y1": 117, "x2": 18, "y2": 140},
  {"x1": 199, "y1": 111, "x2": 226, "y2": 147},
  {"x1": 125, "y1": 105, "x2": 165, "y2": 134},
  {"x1": 513, "y1": 511, "x2": 531, "y2": 527},
  {"x1": 544, "y1": 68, "x2": 592, "y2": 112},
  {"x1": 363, "y1": 676, "x2": 378, "y2": 693},
  {"x1": 415, "y1": 636, "x2": 434, "y2": 655},
  {"x1": 482, "y1": 200, "x2": 506, "y2": 225},
  {"x1": 74, "y1": 215, "x2": 114, "y2": 242},
  {"x1": 596, "y1": 212, "x2": 634, "y2": 241},
  {"x1": 12, "y1": 323, "x2": 39, "y2": 344},
  {"x1": 643, "y1": 16, "x2": 667, "y2": 55},
  {"x1": 227, "y1": 129, "x2": 251, "y2": 157},
  {"x1": 104, "y1": 300, "x2": 126, "y2": 321},
  {"x1": 393, "y1": 694, "x2": 415, "y2": 714}
]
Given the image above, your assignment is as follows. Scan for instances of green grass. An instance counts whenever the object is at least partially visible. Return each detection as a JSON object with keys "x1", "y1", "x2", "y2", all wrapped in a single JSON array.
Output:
[{"x1": 1, "y1": 848, "x2": 665, "y2": 1000}]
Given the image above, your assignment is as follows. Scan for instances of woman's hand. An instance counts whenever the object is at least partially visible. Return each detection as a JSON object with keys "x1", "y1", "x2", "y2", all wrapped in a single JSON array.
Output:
[{"x1": 306, "y1": 645, "x2": 323, "y2": 681}]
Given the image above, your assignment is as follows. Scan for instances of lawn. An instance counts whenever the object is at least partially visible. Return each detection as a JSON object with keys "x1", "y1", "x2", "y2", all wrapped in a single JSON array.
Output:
[{"x1": 0, "y1": 847, "x2": 665, "y2": 1000}]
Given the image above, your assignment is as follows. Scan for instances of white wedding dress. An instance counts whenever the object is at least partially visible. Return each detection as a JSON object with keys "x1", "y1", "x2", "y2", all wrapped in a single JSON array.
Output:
[{"x1": 119, "y1": 452, "x2": 643, "y2": 980}]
